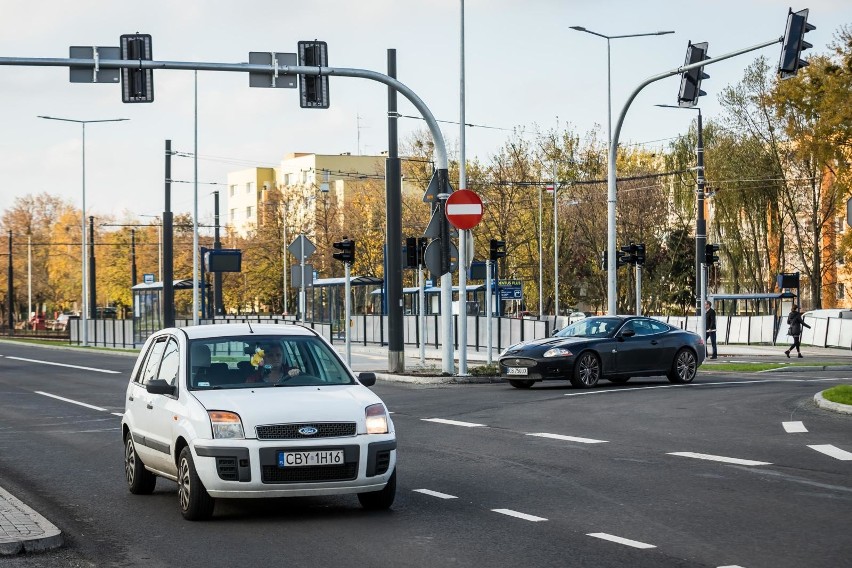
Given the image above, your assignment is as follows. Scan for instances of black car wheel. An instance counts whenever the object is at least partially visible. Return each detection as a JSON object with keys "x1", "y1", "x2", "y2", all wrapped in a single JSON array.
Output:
[
  {"x1": 125, "y1": 433, "x2": 156, "y2": 495},
  {"x1": 178, "y1": 447, "x2": 215, "y2": 521},
  {"x1": 667, "y1": 348, "x2": 697, "y2": 384},
  {"x1": 358, "y1": 469, "x2": 396, "y2": 510},
  {"x1": 509, "y1": 379, "x2": 535, "y2": 389},
  {"x1": 570, "y1": 352, "x2": 600, "y2": 388}
]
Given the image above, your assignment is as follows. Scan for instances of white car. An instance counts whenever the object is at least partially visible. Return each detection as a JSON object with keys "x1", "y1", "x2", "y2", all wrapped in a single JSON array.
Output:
[{"x1": 121, "y1": 323, "x2": 396, "y2": 520}]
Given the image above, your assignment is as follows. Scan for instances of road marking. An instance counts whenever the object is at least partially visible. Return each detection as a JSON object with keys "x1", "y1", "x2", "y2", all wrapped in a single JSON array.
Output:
[
  {"x1": 7, "y1": 356, "x2": 121, "y2": 374},
  {"x1": 35, "y1": 391, "x2": 108, "y2": 412},
  {"x1": 413, "y1": 489, "x2": 458, "y2": 499},
  {"x1": 717, "y1": 565, "x2": 746, "y2": 567},
  {"x1": 422, "y1": 418, "x2": 485, "y2": 427},
  {"x1": 587, "y1": 533, "x2": 656, "y2": 549},
  {"x1": 783, "y1": 421, "x2": 807, "y2": 433},
  {"x1": 808, "y1": 445, "x2": 852, "y2": 461},
  {"x1": 111, "y1": 412, "x2": 124, "y2": 417},
  {"x1": 564, "y1": 378, "x2": 843, "y2": 397},
  {"x1": 492, "y1": 509, "x2": 547, "y2": 522},
  {"x1": 668, "y1": 452, "x2": 771, "y2": 466},
  {"x1": 527, "y1": 432, "x2": 608, "y2": 444}
]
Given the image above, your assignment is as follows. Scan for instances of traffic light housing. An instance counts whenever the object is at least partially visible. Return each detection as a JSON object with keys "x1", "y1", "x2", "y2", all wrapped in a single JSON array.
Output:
[
  {"x1": 705, "y1": 243, "x2": 720, "y2": 265},
  {"x1": 333, "y1": 237, "x2": 355, "y2": 264},
  {"x1": 779, "y1": 8, "x2": 816, "y2": 79},
  {"x1": 405, "y1": 237, "x2": 418, "y2": 268},
  {"x1": 635, "y1": 243, "x2": 646, "y2": 266},
  {"x1": 120, "y1": 34, "x2": 154, "y2": 103},
  {"x1": 489, "y1": 239, "x2": 507, "y2": 262},
  {"x1": 298, "y1": 41, "x2": 330, "y2": 109},
  {"x1": 619, "y1": 242, "x2": 637, "y2": 266},
  {"x1": 677, "y1": 41, "x2": 709, "y2": 108}
]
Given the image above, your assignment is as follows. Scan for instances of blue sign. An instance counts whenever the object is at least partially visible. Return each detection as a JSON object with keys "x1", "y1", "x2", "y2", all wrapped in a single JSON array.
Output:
[
  {"x1": 498, "y1": 280, "x2": 523, "y2": 300},
  {"x1": 143, "y1": 273, "x2": 155, "y2": 284}
]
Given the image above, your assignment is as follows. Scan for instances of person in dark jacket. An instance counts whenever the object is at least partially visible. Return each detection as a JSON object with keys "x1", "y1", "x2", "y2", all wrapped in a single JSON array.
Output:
[
  {"x1": 705, "y1": 301, "x2": 717, "y2": 359},
  {"x1": 785, "y1": 304, "x2": 810, "y2": 358}
]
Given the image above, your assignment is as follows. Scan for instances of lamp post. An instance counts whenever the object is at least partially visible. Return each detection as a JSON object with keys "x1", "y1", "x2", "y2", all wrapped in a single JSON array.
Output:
[
  {"x1": 569, "y1": 27, "x2": 674, "y2": 315},
  {"x1": 38, "y1": 115, "x2": 128, "y2": 345}
]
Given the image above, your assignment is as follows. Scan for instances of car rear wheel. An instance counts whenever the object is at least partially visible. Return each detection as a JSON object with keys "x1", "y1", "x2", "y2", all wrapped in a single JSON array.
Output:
[
  {"x1": 570, "y1": 352, "x2": 600, "y2": 388},
  {"x1": 668, "y1": 348, "x2": 697, "y2": 384},
  {"x1": 178, "y1": 447, "x2": 215, "y2": 521},
  {"x1": 358, "y1": 469, "x2": 396, "y2": 510},
  {"x1": 606, "y1": 376, "x2": 630, "y2": 384},
  {"x1": 125, "y1": 433, "x2": 156, "y2": 495},
  {"x1": 509, "y1": 379, "x2": 535, "y2": 389}
]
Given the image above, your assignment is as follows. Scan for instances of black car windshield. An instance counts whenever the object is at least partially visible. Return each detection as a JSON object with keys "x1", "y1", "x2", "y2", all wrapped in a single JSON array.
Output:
[
  {"x1": 188, "y1": 335, "x2": 354, "y2": 390},
  {"x1": 556, "y1": 317, "x2": 623, "y2": 338}
]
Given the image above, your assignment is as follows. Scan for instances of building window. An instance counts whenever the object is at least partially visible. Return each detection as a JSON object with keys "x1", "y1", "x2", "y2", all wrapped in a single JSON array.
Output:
[
  {"x1": 246, "y1": 206, "x2": 253, "y2": 219},
  {"x1": 229, "y1": 185, "x2": 236, "y2": 197},
  {"x1": 839, "y1": 283, "x2": 846, "y2": 300},
  {"x1": 246, "y1": 182, "x2": 253, "y2": 194},
  {"x1": 283, "y1": 173, "x2": 291, "y2": 186},
  {"x1": 301, "y1": 171, "x2": 307, "y2": 184},
  {"x1": 230, "y1": 208, "x2": 237, "y2": 222}
]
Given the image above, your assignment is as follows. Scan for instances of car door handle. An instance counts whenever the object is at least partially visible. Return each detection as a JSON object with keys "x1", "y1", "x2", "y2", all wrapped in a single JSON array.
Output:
[
  {"x1": 128, "y1": 395, "x2": 134, "y2": 401},
  {"x1": 146, "y1": 403, "x2": 154, "y2": 410}
]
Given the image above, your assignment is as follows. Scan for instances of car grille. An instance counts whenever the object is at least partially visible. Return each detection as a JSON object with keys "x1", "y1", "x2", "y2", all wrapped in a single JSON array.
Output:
[
  {"x1": 261, "y1": 463, "x2": 358, "y2": 483},
  {"x1": 256, "y1": 422, "x2": 357, "y2": 440},
  {"x1": 215, "y1": 457, "x2": 238, "y2": 481},
  {"x1": 501, "y1": 357, "x2": 537, "y2": 367}
]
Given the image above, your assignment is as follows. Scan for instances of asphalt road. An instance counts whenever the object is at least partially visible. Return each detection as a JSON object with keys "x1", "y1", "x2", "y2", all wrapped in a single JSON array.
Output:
[{"x1": 0, "y1": 343, "x2": 850, "y2": 568}]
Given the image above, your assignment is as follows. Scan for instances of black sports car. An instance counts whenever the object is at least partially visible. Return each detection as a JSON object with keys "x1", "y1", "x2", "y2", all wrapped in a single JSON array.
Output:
[{"x1": 499, "y1": 316, "x2": 705, "y2": 389}]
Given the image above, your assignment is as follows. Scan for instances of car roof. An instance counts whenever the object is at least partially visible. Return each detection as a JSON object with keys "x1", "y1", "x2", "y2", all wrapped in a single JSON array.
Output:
[{"x1": 166, "y1": 323, "x2": 318, "y2": 340}]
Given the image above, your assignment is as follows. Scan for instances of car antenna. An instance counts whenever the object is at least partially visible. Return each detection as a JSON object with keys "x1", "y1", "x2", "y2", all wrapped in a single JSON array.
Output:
[{"x1": 247, "y1": 320, "x2": 254, "y2": 333}]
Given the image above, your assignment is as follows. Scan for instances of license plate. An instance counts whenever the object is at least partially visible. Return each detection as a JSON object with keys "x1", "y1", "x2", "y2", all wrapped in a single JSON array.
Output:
[
  {"x1": 506, "y1": 367, "x2": 528, "y2": 376},
  {"x1": 278, "y1": 450, "x2": 344, "y2": 468}
]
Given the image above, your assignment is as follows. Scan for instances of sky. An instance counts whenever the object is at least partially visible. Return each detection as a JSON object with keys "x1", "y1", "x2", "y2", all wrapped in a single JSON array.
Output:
[{"x1": 1, "y1": 0, "x2": 849, "y2": 229}]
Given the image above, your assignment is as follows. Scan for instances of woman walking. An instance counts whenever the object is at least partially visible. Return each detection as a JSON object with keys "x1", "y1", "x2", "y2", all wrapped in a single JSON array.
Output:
[{"x1": 785, "y1": 304, "x2": 810, "y2": 358}]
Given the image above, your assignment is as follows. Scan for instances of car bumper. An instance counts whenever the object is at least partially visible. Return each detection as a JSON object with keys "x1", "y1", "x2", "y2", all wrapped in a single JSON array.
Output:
[
  {"x1": 499, "y1": 357, "x2": 573, "y2": 381},
  {"x1": 190, "y1": 435, "x2": 396, "y2": 498}
]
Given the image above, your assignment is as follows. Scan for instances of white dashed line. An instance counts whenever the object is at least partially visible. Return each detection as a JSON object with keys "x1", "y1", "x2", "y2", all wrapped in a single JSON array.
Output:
[
  {"x1": 807, "y1": 445, "x2": 852, "y2": 461},
  {"x1": 527, "y1": 432, "x2": 608, "y2": 444},
  {"x1": 587, "y1": 533, "x2": 656, "y2": 549},
  {"x1": 111, "y1": 412, "x2": 124, "y2": 417},
  {"x1": 413, "y1": 489, "x2": 458, "y2": 499},
  {"x1": 668, "y1": 452, "x2": 771, "y2": 466},
  {"x1": 717, "y1": 565, "x2": 747, "y2": 568},
  {"x1": 8, "y1": 356, "x2": 121, "y2": 374},
  {"x1": 492, "y1": 509, "x2": 547, "y2": 522},
  {"x1": 563, "y1": 378, "x2": 843, "y2": 397},
  {"x1": 422, "y1": 418, "x2": 486, "y2": 427},
  {"x1": 35, "y1": 391, "x2": 108, "y2": 412},
  {"x1": 783, "y1": 421, "x2": 807, "y2": 433}
]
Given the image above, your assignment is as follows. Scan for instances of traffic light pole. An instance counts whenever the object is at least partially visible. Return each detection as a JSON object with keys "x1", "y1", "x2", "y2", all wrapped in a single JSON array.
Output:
[
  {"x1": 607, "y1": 37, "x2": 781, "y2": 315},
  {"x1": 419, "y1": 264, "x2": 426, "y2": 366},
  {"x1": 344, "y1": 260, "x2": 351, "y2": 367},
  {"x1": 695, "y1": 110, "x2": 706, "y2": 324},
  {"x1": 486, "y1": 259, "x2": 493, "y2": 365},
  {"x1": 635, "y1": 264, "x2": 642, "y2": 316}
]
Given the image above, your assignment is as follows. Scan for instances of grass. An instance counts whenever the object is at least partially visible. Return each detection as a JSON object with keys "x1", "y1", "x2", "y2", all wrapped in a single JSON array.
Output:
[
  {"x1": 822, "y1": 385, "x2": 852, "y2": 405},
  {"x1": 0, "y1": 337, "x2": 138, "y2": 353},
  {"x1": 703, "y1": 361, "x2": 851, "y2": 373}
]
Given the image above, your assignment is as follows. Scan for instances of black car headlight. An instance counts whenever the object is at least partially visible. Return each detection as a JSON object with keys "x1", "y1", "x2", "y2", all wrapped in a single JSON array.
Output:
[{"x1": 543, "y1": 347, "x2": 573, "y2": 358}]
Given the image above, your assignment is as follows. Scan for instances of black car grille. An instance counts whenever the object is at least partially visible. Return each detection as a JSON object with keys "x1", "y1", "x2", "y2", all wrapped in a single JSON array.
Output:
[
  {"x1": 501, "y1": 357, "x2": 537, "y2": 368},
  {"x1": 374, "y1": 451, "x2": 391, "y2": 475},
  {"x1": 261, "y1": 463, "x2": 358, "y2": 483},
  {"x1": 215, "y1": 457, "x2": 238, "y2": 481},
  {"x1": 256, "y1": 422, "x2": 356, "y2": 440}
]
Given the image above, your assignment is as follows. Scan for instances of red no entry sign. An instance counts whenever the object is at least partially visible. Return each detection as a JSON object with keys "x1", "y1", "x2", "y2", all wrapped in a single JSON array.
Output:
[{"x1": 445, "y1": 189, "x2": 483, "y2": 230}]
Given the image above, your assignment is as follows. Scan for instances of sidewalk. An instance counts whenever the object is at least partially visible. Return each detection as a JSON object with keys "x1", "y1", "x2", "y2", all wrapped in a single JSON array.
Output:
[{"x1": 0, "y1": 484, "x2": 62, "y2": 555}]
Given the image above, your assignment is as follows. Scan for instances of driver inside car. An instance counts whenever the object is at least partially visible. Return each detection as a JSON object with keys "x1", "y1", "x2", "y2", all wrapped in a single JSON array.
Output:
[{"x1": 246, "y1": 342, "x2": 301, "y2": 383}]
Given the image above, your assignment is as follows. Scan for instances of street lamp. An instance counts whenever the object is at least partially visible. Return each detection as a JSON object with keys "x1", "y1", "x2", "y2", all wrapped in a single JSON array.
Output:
[
  {"x1": 570, "y1": 26, "x2": 674, "y2": 315},
  {"x1": 38, "y1": 115, "x2": 129, "y2": 346}
]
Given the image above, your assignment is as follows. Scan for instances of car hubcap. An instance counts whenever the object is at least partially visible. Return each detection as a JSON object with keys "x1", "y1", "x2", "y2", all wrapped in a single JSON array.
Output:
[
  {"x1": 678, "y1": 352, "x2": 695, "y2": 381},
  {"x1": 579, "y1": 354, "x2": 599, "y2": 385},
  {"x1": 125, "y1": 439, "x2": 135, "y2": 485},
  {"x1": 179, "y1": 458, "x2": 190, "y2": 511}
]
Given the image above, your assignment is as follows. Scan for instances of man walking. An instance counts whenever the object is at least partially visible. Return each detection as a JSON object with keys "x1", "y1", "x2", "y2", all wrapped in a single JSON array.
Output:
[
  {"x1": 705, "y1": 300, "x2": 717, "y2": 359},
  {"x1": 785, "y1": 304, "x2": 810, "y2": 358}
]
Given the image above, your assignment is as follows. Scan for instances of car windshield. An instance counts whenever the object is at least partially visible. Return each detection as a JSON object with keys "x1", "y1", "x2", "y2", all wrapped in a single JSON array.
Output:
[
  {"x1": 188, "y1": 335, "x2": 354, "y2": 390},
  {"x1": 556, "y1": 317, "x2": 623, "y2": 338}
]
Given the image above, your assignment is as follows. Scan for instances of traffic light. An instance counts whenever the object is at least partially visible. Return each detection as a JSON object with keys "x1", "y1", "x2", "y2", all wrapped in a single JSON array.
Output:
[
  {"x1": 405, "y1": 237, "x2": 418, "y2": 268},
  {"x1": 120, "y1": 34, "x2": 154, "y2": 103},
  {"x1": 705, "y1": 243, "x2": 720, "y2": 265},
  {"x1": 635, "y1": 243, "x2": 646, "y2": 266},
  {"x1": 333, "y1": 237, "x2": 355, "y2": 264},
  {"x1": 298, "y1": 41, "x2": 330, "y2": 109},
  {"x1": 489, "y1": 239, "x2": 507, "y2": 262},
  {"x1": 418, "y1": 237, "x2": 428, "y2": 265},
  {"x1": 619, "y1": 242, "x2": 637, "y2": 266},
  {"x1": 677, "y1": 41, "x2": 709, "y2": 108},
  {"x1": 779, "y1": 8, "x2": 816, "y2": 79}
]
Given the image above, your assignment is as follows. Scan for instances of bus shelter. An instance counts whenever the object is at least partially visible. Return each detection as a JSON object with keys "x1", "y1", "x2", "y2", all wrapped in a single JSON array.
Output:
[{"x1": 131, "y1": 279, "x2": 207, "y2": 345}]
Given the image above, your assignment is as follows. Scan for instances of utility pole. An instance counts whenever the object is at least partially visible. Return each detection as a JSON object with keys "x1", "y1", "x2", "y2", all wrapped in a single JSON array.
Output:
[
  {"x1": 386, "y1": 48, "x2": 404, "y2": 372},
  {"x1": 7, "y1": 231, "x2": 13, "y2": 333},
  {"x1": 213, "y1": 190, "x2": 223, "y2": 316},
  {"x1": 163, "y1": 140, "x2": 175, "y2": 328},
  {"x1": 88, "y1": 216, "x2": 96, "y2": 319},
  {"x1": 130, "y1": 228, "x2": 137, "y2": 289}
]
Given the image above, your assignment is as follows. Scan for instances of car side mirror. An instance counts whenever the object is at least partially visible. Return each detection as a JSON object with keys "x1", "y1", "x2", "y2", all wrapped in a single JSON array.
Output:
[
  {"x1": 619, "y1": 329, "x2": 636, "y2": 338},
  {"x1": 552, "y1": 328, "x2": 560, "y2": 336},
  {"x1": 358, "y1": 372, "x2": 377, "y2": 387},
  {"x1": 146, "y1": 379, "x2": 176, "y2": 396}
]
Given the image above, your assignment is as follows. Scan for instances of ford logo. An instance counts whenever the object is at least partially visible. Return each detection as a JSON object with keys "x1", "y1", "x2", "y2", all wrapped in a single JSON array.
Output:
[{"x1": 298, "y1": 426, "x2": 319, "y2": 436}]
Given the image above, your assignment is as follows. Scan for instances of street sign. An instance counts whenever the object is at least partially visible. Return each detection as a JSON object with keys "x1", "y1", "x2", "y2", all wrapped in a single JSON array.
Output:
[
  {"x1": 424, "y1": 239, "x2": 458, "y2": 275},
  {"x1": 291, "y1": 264, "x2": 314, "y2": 288},
  {"x1": 287, "y1": 235, "x2": 316, "y2": 259},
  {"x1": 143, "y1": 273, "x2": 154, "y2": 284},
  {"x1": 445, "y1": 189, "x2": 483, "y2": 230},
  {"x1": 249, "y1": 52, "x2": 297, "y2": 88},
  {"x1": 69, "y1": 46, "x2": 120, "y2": 83}
]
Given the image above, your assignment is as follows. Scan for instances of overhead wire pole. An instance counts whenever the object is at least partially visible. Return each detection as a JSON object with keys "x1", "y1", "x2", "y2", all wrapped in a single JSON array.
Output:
[
  {"x1": 606, "y1": 37, "x2": 782, "y2": 315},
  {"x1": 192, "y1": 70, "x2": 199, "y2": 325},
  {"x1": 458, "y1": 0, "x2": 468, "y2": 376}
]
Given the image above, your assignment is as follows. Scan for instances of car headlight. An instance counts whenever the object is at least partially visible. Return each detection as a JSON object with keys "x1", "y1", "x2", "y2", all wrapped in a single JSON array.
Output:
[
  {"x1": 365, "y1": 403, "x2": 389, "y2": 434},
  {"x1": 543, "y1": 347, "x2": 573, "y2": 358},
  {"x1": 208, "y1": 411, "x2": 245, "y2": 439}
]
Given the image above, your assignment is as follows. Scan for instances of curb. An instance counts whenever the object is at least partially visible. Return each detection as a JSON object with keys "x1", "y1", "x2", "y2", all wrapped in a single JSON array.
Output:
[
  {"x1": 759, "y1": 364, "x2": 852, "y2": 373},
  {"x1": 0, "y1": 484, "x2": 63, "y2": 555},
  {"x1": 814, "y1": 390, "x2": 852, "y2": 415},
  {"x1": 374, "y1": 372, "x2": 502, "y2": 385}
]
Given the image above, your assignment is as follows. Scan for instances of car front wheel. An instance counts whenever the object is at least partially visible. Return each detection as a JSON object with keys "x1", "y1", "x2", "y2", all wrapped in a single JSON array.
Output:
[
  {"x1": 178, "y1": 447, "x2": 215, "y2": 521},
  {"x1": 509, "y1": 379, "x2": 535, "y2": 389},
  {"x1": 358, "y1": 469, "x2": 396, "y2": 510},
  {"x1": 668, "y1": 348, "x2": 697, "y2": 384},
  {"x1": 125, "y1": 433, "x2": 156, "y2": 495},
  {"x1": 570, "y1": 352, "x2": 600, "y2": 388}
]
